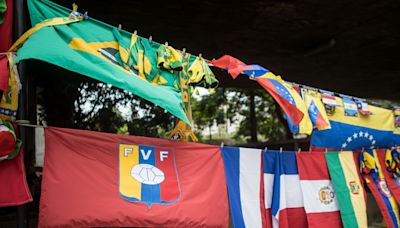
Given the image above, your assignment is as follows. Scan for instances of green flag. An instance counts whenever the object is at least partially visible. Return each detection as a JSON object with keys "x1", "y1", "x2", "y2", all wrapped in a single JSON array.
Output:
[
  {"x1": 0, "y1": 0, "x2": 6, "y2": 24},
  {"x1": 15, "y1": 0, "x2": 191, "y2": 124}
]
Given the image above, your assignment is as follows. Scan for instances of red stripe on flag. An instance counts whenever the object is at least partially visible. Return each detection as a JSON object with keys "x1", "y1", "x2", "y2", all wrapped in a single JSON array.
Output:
[
  {"x1": 256, "y1": 78, "x2": 304, "y2": 125},
  {"x1": 296, "y1": 153, "x2": 330, "y2": 180},
  {"x1": 155, "y1": 147, "x2": 180, "y2": 202},
  {"x1": 265, "y1": 209, "x2": 273, "y2": 228},
  {"x1": 279, "y1": 208, "x2": 308, "y2": 228},
  {"x1": 306, "y1": 211, "x2": 342, "y2": 228}
]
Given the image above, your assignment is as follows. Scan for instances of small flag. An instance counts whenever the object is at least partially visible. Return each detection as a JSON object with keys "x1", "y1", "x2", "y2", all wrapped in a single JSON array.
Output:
[
  {"x1": 354, "y1": 98, "x2": 372, "y2": 116},
  {"x1": 302, "y1": 89, "x2": 331, "y2": 130},
  {"x1": 221, "y1": 146, "x2": 265, "y2": 228},
  {"x1": 325, "y1": 152, "x2": 368, "y2": 228},
  {"x1": 297, "y1": 152, "x2": 343, "y2": 228},
  {"x1": 265, "y1": 151, "x2": 307, "y2": 228},
  {"x1": 341, "y1": 96, "x2": 358, "y2": 117},
  {"x1": 360, "y1": 149, "x2": 400, "y2": 228}
]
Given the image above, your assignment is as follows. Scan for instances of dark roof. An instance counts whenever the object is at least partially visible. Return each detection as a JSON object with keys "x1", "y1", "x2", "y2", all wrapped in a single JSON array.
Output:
[{"x1": 53, "y1": 0, "x2": 400, "y2": 100}]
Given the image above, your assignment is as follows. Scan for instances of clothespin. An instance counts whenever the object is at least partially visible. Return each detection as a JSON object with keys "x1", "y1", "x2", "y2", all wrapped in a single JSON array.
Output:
[
  {"x1": 83, "y1": 11, "x2": 88, "y2": 19},
  {"x1": 199, "y1": 53, "x2": 203, "y2": 60},
  {"x1": 264, "y1": 146, "x2": 268, "y2": 152},
  {"x1": 279, "y1": 147, "x2": 283, "y2": 153},
  {"x1": 133, "y1": 30, "x2": 137, "y2": 35},
  {"x1": 118, "y1": 24, "x2": 122, "y2": 32},
  {"x1": 220, "y1": 142, "x2": 224, "y2": 148},
  {"x1": 165, "y1": 42, "x2": 168, "y2": 47},
  {"x1": 324, "y1": 148, "x2": 328, "y2": 153},
  {"x1": 182, "y1": 48, "x2": 186, "y2": 55},
  {"x1": 297, "y1": 148, "x2": 301, "y2": 153},
  {"x1": 149, "y1": 36, "x2": 153, "y2": 43}
]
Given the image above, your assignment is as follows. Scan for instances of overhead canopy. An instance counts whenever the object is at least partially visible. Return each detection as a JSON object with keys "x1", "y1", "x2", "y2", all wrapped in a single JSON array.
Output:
[{"x1": 47, "y1": 0, "x2": 400, "y2": 100}]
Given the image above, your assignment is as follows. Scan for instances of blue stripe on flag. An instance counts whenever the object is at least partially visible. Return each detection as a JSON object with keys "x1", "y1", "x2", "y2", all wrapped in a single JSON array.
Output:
[
  {"x1": 221, "y1": 146, "x2": 246, "y2": 228},
  {"x1": 139, "y1": 145, "x2": 161, "y2": 205}
]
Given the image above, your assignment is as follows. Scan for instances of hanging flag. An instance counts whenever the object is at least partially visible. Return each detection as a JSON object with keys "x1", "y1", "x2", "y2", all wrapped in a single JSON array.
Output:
[
  {"x1": 320, "y1": 91, "x2": 340, "y2": 116},
  {"x1": 256, "y1": 74, "x2": 312, "y2": 135},
  {"x1": 38, "y1": 127, "x2": 228, "y2": 227},
  {"x1": 266, "y1": 150, "x2": 307, "y2": 228},
  {"x1": 297, "y1": 152, "x2": 343, "y2": 228},
  {"x1": 221, "y1": 146, "x2": 265, "y2": 228},
  {"x1": 13, "y1": 0, "x2": 194, "y2": 125},
  {"x1": 209, "y1": 55, "x2": 268, "y2": 79},
  {"x1": 311, "y1": 96, "x2": 395, "y2": 151},
  {"x1": 302, "y1": 88, "x2": 331, "y2": 130},
  {"x1": 325, "y1": 152, "x2": 368, "y2": 228},
  {"x1": 0, "y1": 0, "x2": 11, "y2": 51},
  {"x1": 0, "y1": 123, "x2": 32, "y2": 207},
  {"x1": 341, "y1": 96, "x2": 358, "y2": 117},
  {"x1": 354, "y1": 98, "x2": 372, "y2": 116},
  {"x1": 263, "y1": 150, "x2": 277, "y2": 228},
  {"x1": 0, "y1": 0, "x2": 6, "y2": 24},
  {"x1": 360, "y1": 149, "x2": 400, "y2": 228},
  {"x1": 376, "y1": 148, "x2": 400, "y2": 205}
]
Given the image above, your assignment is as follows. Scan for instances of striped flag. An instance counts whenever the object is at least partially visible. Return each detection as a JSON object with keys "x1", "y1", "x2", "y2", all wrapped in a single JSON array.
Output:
[
  {"x1": 360, "y1": 149, "x2": 400, "y2": 228},
  {"x1": 376, "y1": 148, "x2": 400, "y2": 205},
  {"x1": 221, "y1": 146, "x2": 265, "y2": 228},
  {"x1": 325, "y1": 152, "x2": 368, "y2": 228},
  {"x1": 263, "y1": 151, "x2": 276, "y2": 228},
  {"x1": 297, "y1": 152, "x2": 343, "y2": 228},
  {"x1": 265, "y1": 150, "x2": 307, "y2": 228}
]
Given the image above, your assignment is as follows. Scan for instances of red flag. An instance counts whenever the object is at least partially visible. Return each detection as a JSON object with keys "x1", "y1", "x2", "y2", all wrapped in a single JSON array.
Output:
[
  {"x1": 39, "y1": 127, "x2": 229, "y2": 227},
  {"x1": 0, "y1": 0, "x2": 12, "y2": 92},
  {"x1": 0, "y1": 147, "x2": 33, "y2": 207},
  {"x1": 296, "y1": 153, "x2": 343, "y2": 228},
  {"x1": 209, "y1": 55, "x2": 249, "y2": 79}
]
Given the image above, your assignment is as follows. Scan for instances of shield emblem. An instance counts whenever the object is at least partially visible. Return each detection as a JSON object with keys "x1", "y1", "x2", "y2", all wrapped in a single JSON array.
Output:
[{"x1": 119, "y1": 144, "x2": 180, "y2": 206}]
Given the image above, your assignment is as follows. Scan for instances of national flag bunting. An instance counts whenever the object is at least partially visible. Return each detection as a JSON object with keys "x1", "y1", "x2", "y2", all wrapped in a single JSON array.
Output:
[
  {"x1": 265, "y1": 150, "x2": 307, "y2": 228},
  {"x1": 221, "y1": 146, "x2": 265, "y2": 228},
  {"x1": 38, "y1": 127, "x2": 228, "y2": 227},
  {"x1": 297, "y1": 152, "x2": 343, "y2": 228},
  {"x1": 311, "y1": 96, "x2": 395, "y2": 151},
  {"x1": 360, "y1": 149, "x2": 400, "y2": 228},
  {"x1": 325, "y1": 152, "x2": 368, "y2": 228},
  {"x1": 302, "y1": 89, "x2": 331, "y2": 130},
  {"x1": 376, "y1": 148, "x2": 400, "y2": 205}
]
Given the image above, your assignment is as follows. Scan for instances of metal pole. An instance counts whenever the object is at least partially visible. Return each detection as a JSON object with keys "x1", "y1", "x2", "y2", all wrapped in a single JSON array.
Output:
[
  {"x1": 249, "y1": 90, "x2": 257, "y2": 142},
  {"x1": 15, "y1": 0, "x2": 29, "y2": 227}
]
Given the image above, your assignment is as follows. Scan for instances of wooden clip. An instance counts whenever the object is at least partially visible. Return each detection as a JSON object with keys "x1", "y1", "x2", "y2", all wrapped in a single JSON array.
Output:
[
  {"x1": 118, "y1": 24, "x2": 122, "y2": 32},
  {"x1": 220, "y1": 142, "x2": 224, "y2": 148},
  {"x1": 133, "y1": 30, "x2": 137, "y2": 35},
  {"x1": 149, "y1": 36, "x2": 153, "y2": 43},
  {"x1": 279, "y1": 147, "x2": 283, "y2": 153},
  {"x1": 264, "y1": 146, "x2": 268, "y2": 152},
  {"x1": 199, "y1": 53, "x2": 203, "y2": 59},
  {"x1": 182, "y1": 48, "x2": 186, "y2": 55},
  {"x1": 297, "y1": 148, "x2": 301, "y2": 153},
  {"x1": 165, "y1": 42, "x2": 168, "y2": 47}
]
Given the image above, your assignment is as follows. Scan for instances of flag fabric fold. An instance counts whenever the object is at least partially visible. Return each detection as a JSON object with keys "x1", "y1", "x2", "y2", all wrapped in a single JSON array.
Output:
[
  {"x1": 325, "y1": 152, "x2": 367, "y2": 228},
  {"x1": 297, "y1": 152, "x2": 343, "y2": 228},
  {"x1": 221, "y1": 146, "x2": 265, "y2": 228},
  {"x1": 267, "y1": 150, "x2": 307, "y2": 228},
  {"x1": 360, "y1": 149, "x2": 400, "y2": 228},
  {"x1": 38, "y1": 127, "x2": 228, "y2": 227}
]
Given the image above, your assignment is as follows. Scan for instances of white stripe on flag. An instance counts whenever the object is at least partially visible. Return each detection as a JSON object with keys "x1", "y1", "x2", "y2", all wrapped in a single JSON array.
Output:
[
  {"x1": 282, "y1": 175, "x2": 304, "y2": 208},
  {"x1": 239, "y1": 148, "x2": 262, "y2": 228},
  {"x1": 35, "y1": 127, "x2": 45, "y2": 167},
  {"x1": 300, "y1": 180, "x2": 339, "y2": 213},
  {"x1": 264, "y1": 173, "x2": 274, "y2": 209}
]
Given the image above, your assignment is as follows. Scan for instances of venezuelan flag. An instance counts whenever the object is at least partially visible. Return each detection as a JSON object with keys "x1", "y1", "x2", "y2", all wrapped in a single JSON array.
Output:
[
  {"x1": 360, "y1": 149, "x2": 400, "y2": 228},
  {"x1": 311, "y1": 96, "x2": 395, "y2": 150},
  {"x1": 302, "y1": 89, "x2": 330, "y2": 130},
  {"x1": 256, "y1": 74, "x2": 312, "y2": 135},
  {"x1": 325, "y1": 152, "x2": 367, "y2": 228}
]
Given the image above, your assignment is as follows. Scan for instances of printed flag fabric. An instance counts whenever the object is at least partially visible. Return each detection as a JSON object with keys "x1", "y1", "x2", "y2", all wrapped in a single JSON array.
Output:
[
  {"x1": 209, "y1": 55, "x2": 268, "y2": 79},
  {"x1": 325, "y1": 152, "x2": 367, "y2": 228},
  {"x1": 360, "y1": 149, "x2": 400, "y2": 228},
  {"x1": 256, "y1": 74, "x2": 312, "y2": 135},
  {"x1": 264, "y1": 151, "x2": 277, "y2": 228},
  {"x1": 302, "y1": 89, "x2": 330, "y2": 130},
  {"x1": 221, "y1": 146, "x2": 265, "y2": 228},
  {"x1": 15, "y1": 0, "x2": 191, "y2": 125},
  {"x1": 311, "y1": 96, "x2": 395, "y2": 151},
  {"x1": 264, "y1": 150, "x2": 307, "y2": 228},
  {"x1": 38, "y1": 127, "x2": 228, "y2": 227},
  {"x1": 376, "y1": 148, "x2": 400, "y2": 205},
  {"x1": 297, "y1": 152, "x2": 343, "y2": 228}
]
